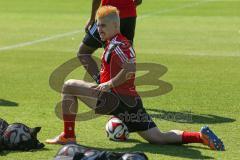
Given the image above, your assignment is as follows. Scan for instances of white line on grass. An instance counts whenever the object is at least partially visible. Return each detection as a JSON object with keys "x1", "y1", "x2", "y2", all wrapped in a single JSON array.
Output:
[
  {"x1": 0, "y1": 30, "x2": 82, "y2": 51},
  {"x1": 0, "y1": 0, "x2": 215, "y2": 52}
]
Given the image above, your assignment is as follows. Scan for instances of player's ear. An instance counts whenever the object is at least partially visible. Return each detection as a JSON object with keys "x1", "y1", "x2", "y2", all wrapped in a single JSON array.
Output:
[{"x1": 113, "y1": 21, "x2": 118, "y2": 30}]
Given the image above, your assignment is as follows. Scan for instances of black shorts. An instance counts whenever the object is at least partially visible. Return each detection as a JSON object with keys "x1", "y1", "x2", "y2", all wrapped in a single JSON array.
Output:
[
  {"x1": 95, "y1": 93, "x2": 156, "y2": 133},
  {"x1": 83, "y1": 17, "x2": 136, "y2": 48}
]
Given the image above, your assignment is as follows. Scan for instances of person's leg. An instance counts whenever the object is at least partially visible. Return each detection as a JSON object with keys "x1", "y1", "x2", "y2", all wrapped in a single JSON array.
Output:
[
  {"x1": 62, "y1": 79, "x2": 98, "y2": 99},
  {"x1": 77, "y1": 43, "x2": 99, "y2": 80},
  {"x1": 61, "y1": 94, "x2": 78, "y2": 139},
  {"x1": 126, "y1": 99, "x2": 224, "y2": 150},
  {"x1": 77, "y1": 22, "x2": 103, "y2": 82},
  {"x1": 115, "y1": 98, "x2": 205, "y2": 145},
  {"x1": 46, "y1": 80, "x2": 99, "y2": 144},
  {"x1": 138, "y1": 127, "x2": 183, "y2": 144},
  {"x1": 61, "y1": 79, "x2": 99, "y2": 137},
  {"x1": 138, "y1": 126, "x2": 225, "y2": 151}
]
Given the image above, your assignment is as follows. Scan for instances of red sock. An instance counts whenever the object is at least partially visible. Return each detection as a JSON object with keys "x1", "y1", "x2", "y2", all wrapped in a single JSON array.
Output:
[
  {"x1": 182, "y1": 131, "x2": 203, "y2": 144},
  {"x1": 63, "y1": 114, "x2": 76, "y2": 138}
]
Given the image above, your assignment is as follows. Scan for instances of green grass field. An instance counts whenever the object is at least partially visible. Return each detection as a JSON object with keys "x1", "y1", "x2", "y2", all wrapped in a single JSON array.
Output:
[{"x1": 1, "y1": 0, "x2": 240, "y2": 159}]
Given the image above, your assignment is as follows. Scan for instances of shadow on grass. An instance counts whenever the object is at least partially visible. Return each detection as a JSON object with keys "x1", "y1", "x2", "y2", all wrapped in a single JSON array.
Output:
[
  {"x1": 0, "y1": 148, "x2": 50, "y2": 156},
  {"x1": 148, "y1": 109, "x2": 235, "y2": 124},
  {"x1": 0, "y1": 99, "x2": 18, "y2": 107},
  {"x1": 91, "y1": 142, "x2": 213, "y2": 159}
]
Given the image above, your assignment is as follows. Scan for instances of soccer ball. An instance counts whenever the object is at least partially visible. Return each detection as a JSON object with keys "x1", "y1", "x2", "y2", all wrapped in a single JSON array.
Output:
[
  {"x1": 3, "y1": 123, "x2": 31, "y2": 146},
  {"x1": 105, "y1": 117, "x2": 129, "y2": 141}
]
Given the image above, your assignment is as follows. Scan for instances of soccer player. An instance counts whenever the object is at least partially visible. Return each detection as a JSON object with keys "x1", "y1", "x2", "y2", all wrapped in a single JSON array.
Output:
[
  {"x1": 78, "y1": 0, "x2": 142, "y2": 84},
  {"x1": 46, "y1": 6, "x2": 225, "y2": 151}
]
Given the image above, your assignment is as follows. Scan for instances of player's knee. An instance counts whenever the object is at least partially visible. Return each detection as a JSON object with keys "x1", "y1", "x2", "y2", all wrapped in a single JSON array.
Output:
[
  {"x1": 77, "y1": 46, "x2": 82, "y2": 58},
  {"x1": 64, "y1": 79, "x2": 77, "y2": 86},
  {"x1": 77, "y1": 43, "x2": 85, "y2": 58},
  {"x1": 62, "y1": 79, "x2": 77, "y2": 92},
  {"x1": 170, "y1": 130, "x2": 183, "y2": 136},
  {"x1": 77, "y1": 43, "x2": 94, "y2": 57}
]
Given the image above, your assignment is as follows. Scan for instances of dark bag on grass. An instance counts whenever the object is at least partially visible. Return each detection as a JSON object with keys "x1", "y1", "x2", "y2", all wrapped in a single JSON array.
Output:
[
  {"x1": 0, "y1": 118, "x2": 9, "y2": 151},
  {"x1": 0, "y1": 118, "x2": 9, "y2": 136},
  {"x1": 0, "y1": 118, "x2": 44, "y2": 151},
  {"x1": 54, "y1": 144, "x2": 148, "y2": 160}
]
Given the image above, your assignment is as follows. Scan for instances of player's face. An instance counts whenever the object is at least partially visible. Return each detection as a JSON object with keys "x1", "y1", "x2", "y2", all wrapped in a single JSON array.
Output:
[{"x1": 97, "y1": 18, "x2": 116, "y2": 41}]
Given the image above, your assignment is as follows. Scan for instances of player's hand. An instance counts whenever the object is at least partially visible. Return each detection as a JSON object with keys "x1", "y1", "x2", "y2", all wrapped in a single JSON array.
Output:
[
  {"x1": 95, "y1": 81, "x2": 112, "y2": 92},
  {"x1": 84, "y1": 19, "x2": 94, "y2": 33},
  {"x1": 134, "y1": 0, "x2": 142, "y2": 6}
]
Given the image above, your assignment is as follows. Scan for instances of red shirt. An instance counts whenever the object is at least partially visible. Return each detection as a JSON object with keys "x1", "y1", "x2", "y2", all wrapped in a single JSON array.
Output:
[
  {"x1": 100, "y1": 33, "x2": 138, "y2": 97},
  {"x1": 101, "y1": 0, "x2": 137, "y2": 18}
]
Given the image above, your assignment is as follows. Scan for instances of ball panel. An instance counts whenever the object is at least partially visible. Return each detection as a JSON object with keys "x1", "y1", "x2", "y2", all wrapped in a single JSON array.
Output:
[
  {"x1": 3, "y1": 123, "x2": 31, "y2": 146},
  {"x1": 105, "y1": 117, "x2": 129, "y2": 141}
]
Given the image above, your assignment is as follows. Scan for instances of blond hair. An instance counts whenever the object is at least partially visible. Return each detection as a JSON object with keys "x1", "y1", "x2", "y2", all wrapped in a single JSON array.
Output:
[
  {"x1": 96, "y1": 5, "x2": 119, "y2": 20},
  {"x1": 96, "y1": 6, "x2": 120, "y2": 28}
]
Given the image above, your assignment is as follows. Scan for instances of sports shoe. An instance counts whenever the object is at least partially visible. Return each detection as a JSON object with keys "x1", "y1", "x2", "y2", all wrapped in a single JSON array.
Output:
[
  {"x1": 200, "y1": 126, "x2": 225, "y2": 151},
  {"x1": 45, "y1": 132, "x2": 76, "y2": 145}
]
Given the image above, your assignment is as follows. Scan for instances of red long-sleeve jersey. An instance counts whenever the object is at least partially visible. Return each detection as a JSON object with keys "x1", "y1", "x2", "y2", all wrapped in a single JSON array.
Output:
[{"x1": 100, "y1": 33, "x2": 138, "y2": 97}]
